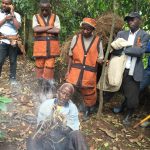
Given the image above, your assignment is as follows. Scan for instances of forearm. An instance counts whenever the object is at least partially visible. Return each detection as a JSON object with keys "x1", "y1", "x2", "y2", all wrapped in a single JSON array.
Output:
[
  {"x1": 0, "y1": 17, "x2": 6, "y2": 27},
  {"x1": 124, "y1": 46, "x2": 145, "y2": 57},
  {"x1": 124, "y1": 34, "x2": 149, "y2": 57},
  {"x1": 10, "y1": 9, "x2": 21, "y2": 30},
  {"x1": 33, "y1": 26, "x2": 52, "y2": 33},
  {"x1": 47, "y1": 27, "x2": 60, "y2": 34},
  {"x1": 12, "y1": 17, "x2": 21, "y2": 30},
  {"x1": 67, "y1": 57, "x2": 73, "y2": 72}
]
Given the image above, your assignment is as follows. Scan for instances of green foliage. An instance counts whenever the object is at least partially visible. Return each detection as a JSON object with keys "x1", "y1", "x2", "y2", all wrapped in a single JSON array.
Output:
[
  {"x1": 143, "y1": 54, "x2": 150, "y2": 69},
  {"x1": 0, "y1": 131, "x2": 6, "y2": 140},
  {"x1": 13, "y1": 0, "x2": 38, "y2": 19},
  {"x1": 0, "y1": 97, "x2": 12, "y2": 111},
  {"x1": 0, "y1": 97, "x2": 12, "y2": 139},
  {"x1": 50, "y1": 0, "x2": 114, "y2": 41},
  {"x1": 0, "y1": 0, "x2": 149, "y2": 53},
  {"x1": 98, "y1": 142, "x2": 110, "y2": 150}
]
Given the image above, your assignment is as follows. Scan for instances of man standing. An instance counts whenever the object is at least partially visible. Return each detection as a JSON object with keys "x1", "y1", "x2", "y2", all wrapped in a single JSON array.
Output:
[
  {"x1": 0, "y1": 0, "x2": 21, "y2": 84},
  {"x1": 66, "y1": 18, "x2": 104, "y2": 120},
  {"x1": 112, "y1": 12, "x2": 149, "y2": 125},
  {"x1": 32, "y1": 0, "x2": 60, "y2": 90}
]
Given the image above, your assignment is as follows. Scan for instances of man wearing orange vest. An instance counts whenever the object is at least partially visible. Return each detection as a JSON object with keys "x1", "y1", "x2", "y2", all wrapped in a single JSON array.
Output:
[
  {"x1": 66, "y1": 18, "x2": 104, "y2": 120},
  {"x1": 32, "y1": 0, "x2": 60, "y2": 91}
]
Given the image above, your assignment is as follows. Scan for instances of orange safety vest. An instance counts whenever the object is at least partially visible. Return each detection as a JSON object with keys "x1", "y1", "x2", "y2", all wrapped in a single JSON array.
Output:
[
  {"x1": 33, "y1": 14, "x2": 60, "y2": 57},
  {"x1": 67, "y1": 34, "x2": 100, "y2": 88}
]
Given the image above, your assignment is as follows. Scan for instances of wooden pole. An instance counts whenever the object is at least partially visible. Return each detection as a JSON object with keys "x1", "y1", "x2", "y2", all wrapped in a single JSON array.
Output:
[
  {"x1": 23, "y1": 16, "x2": 26, "y2": 47},
  {"x1": 133, "y1": 115, "x2": 150, "y2": 128},
  {"x1": 97, "y1": 0, "x2": 116, "y2": 116}
]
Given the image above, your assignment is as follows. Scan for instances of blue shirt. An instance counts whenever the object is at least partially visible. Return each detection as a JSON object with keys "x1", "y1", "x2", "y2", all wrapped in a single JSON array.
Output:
[
  {"x1": 37, "y1": 98, "x2": 80, "y2": 131},
  {"x1": 146, "y1": 40, "x2": 150, "y2": 70}
]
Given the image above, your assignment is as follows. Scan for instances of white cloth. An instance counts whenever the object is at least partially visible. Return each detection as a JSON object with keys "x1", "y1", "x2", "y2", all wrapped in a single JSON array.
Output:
[
  {"x1": 0, "y1": 10, "x2": 21, "y2": 44},
  {"x1": 111, "y1": 38, "x2": 132, "y2": 50},
  {"x1": 108, "y1": 54, "x2": 127, "y2": 86},
  {"x1": 32, "y1": 14, "x2": 60, "y2": 29},
  {"x1": 69, "y1": 35, "x2": 104, "y2": 60}
]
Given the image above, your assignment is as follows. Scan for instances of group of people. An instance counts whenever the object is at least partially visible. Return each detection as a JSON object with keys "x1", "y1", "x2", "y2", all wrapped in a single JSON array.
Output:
[{"x1": 0, "y1": 0, "x2": 150, "y2": 149}]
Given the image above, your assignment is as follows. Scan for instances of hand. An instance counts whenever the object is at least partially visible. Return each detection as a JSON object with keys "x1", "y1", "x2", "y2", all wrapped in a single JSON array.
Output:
[
  {"x1": 97, "y1": 59, "x2": 104, "y2": 64},
  {"x1": 65, "y1": 71, "x2": 69, "y2": 80},
  {"x1": 106, "y1": 60, "x2": 109, "y2": 66},
  {"x1": 9, "y1": 5, "x2": 14, "y2": 13},
  {"x1": 5, "y1": 15, "x2": 13, "y2": 21},
  {"x1": 136, "y1": 42, "x2": 142, "y2": 47},
  {"x1": 47, "y1": 26, "x2": 53, "y2": 31}
]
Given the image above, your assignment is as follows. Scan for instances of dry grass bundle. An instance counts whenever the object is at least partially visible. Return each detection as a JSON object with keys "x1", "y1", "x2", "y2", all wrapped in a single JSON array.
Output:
[
  {"x1": 60, "y1": 13, "x2": 124, "y2": 61},
  {"x1": 95, "y1": 13, "x2": 124, "y2": 49},
  {"x1": 60, "y1": 36, "x2": 72, "y2": 62}
]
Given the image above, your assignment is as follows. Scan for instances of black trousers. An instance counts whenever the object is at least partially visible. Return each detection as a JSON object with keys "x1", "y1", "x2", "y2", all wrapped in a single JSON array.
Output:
[
  {"x1": 0, "y1": 42, "x2": 18, "y2": 79},
  {"x1": 26, "y1": 127, "x2": 88, "y2": 150},
  {"x1": 122, "y1": 69, "x2": 140, "y2": 109}
]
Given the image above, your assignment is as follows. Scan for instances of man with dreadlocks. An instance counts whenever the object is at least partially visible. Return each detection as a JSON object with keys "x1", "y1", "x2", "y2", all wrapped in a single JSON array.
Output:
[
  {"x1": 32, "y1": 0, "x2": 60, "y2": 92},
  {"x1": 27, "y1": 83, "x2": 88, "y2": 150}
]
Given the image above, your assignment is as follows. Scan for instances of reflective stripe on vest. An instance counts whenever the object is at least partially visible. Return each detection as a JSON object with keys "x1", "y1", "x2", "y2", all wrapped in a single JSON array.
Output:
[
  {"x1": 33, "y1": 14, "x2": 60, "y2": 57},
  {"x1": 67, "y1": 34, "x2": 100, "y2": 88}
]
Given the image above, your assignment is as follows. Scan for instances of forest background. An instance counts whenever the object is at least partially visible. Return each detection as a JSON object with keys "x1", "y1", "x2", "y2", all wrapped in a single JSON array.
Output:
[
  {"x1": 0, "y1": 0, "x2": 149, "y2": 56},
  {"x1": 0, "y1": 1, "x2": 150, "y2": 148}
]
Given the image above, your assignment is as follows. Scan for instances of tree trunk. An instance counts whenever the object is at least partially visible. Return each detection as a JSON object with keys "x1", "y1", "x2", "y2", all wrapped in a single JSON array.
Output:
[
  {"x1": 135, "y1": 0, "x2": 139, "y2": 12},
  {"x1": 23, "y1": 16, "x2": 26, "y2": 47}
]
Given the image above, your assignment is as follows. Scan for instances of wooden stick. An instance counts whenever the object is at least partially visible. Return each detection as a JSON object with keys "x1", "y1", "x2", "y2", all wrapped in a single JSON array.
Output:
[
  {"x1": 133, "y1": 115, "x2": 150, "y2": 128},
  {"x1": 97, "y1": 0, "x2": 116, "y2": 116}
]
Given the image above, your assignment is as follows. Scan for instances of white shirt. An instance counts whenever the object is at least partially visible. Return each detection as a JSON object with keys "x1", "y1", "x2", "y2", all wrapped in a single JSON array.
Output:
[
  {"x1": 125, "y1": 29, "x2": 140, "y2": 69},
  {"x1": 32, "y1": 14, "x2": 60, "y2": 29},
  {"x1": 0, "y1": 10, "x2": 21, "y2": 44}
]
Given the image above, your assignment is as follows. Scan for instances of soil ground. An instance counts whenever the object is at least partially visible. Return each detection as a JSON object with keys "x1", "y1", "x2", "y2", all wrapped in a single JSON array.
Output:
[{"x1": 0, "y1": 56, "x2": 150, "y2": 150}]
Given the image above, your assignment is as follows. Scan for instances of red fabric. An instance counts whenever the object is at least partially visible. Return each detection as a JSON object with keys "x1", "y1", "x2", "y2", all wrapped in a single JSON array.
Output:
[
  {"x1": 33, "y1": 14, "x2": 60, "y2": 57},
  {"x1": 35, "y1": 58, "x2": 55, "y2": 80},
  {"x1": 66, "y1": 34, "x2": 99, "y2": 88},
  {"x1": 81, "y1": 86, "x2": 97, "y2": 107}
]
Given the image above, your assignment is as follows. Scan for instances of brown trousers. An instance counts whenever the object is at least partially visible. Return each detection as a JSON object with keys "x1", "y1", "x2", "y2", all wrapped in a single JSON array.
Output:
[{"x1": 35, "y1": 58, "x2": 55, "y2": 80}]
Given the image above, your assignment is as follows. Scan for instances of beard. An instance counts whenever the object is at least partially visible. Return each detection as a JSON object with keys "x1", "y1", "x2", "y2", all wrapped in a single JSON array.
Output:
[
  {"x1": 57, "y1": 99, "x2": 66, "y2": 106},
  {"x1": 2, "y1": 7, "x2": 11, "y2": 14}
]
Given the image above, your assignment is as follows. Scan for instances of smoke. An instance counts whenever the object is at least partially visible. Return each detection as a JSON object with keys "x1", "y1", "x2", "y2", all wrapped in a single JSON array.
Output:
[
  {"x1": 26, "y1": 79, "x2": 70, "y2": 150},
  {"x1": 38, "y1": 79, "x2": 57, "y2": 103}
]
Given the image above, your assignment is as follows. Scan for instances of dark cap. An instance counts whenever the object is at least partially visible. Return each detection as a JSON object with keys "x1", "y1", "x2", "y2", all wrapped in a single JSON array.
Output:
[{"x1": 124, "y1": 12, "x2": 141, "y2": 21}]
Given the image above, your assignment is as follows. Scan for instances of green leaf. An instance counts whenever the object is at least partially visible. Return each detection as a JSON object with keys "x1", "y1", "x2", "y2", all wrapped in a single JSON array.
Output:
[
  {"x1": 0, "y1": 131, "x2": 6, "y2": 139},
  {"x1": 0, "y1": 103, "x2": 7, "y2": 111},
  {"x1": 104, "y1": 142, "x2": 109, "y2": 147},
  {"x1": 0, "y1": 97, "x2": 12, "y2": 104}
]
